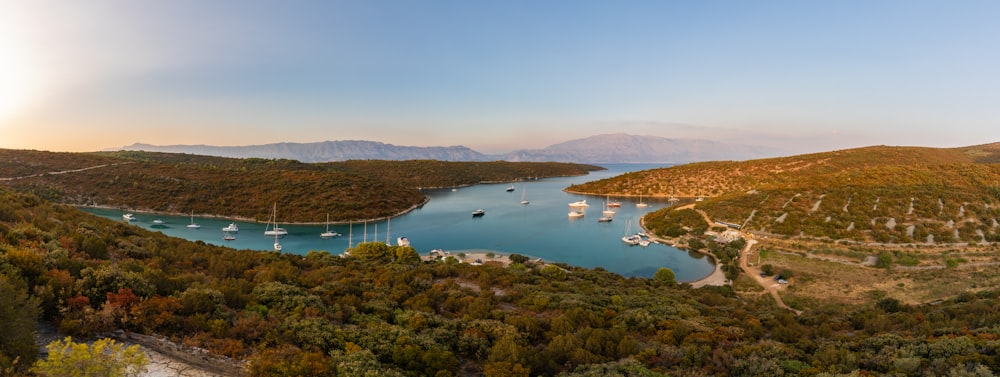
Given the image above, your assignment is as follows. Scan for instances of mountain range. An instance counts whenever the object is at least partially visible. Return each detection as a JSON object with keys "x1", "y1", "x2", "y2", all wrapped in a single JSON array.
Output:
[{"x1": 114, "y1": 133, "x2": 783, "y2": 163}]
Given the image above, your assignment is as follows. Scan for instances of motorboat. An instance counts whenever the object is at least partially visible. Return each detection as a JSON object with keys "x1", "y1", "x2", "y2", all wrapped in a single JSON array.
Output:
[
  {"x1": 568, "y1": 210, "x2": 584, "y2": 219},
  {"x1": 505, "y1": 186, "x2": 515, "y2": 192},
  {"x1": 397, "y1": 237, "x2": 410, "y2": 247},
  {"x1": 597, "y1": 216, "x2": 613, "y2": 222},
  {"x1": 568, "y1": 200, "x2": 589, "y2": 207},
  {"x1": 122, "y1": 213, "x2": 135, "y2": 221},
  {"x1": 223, "y1": 234, "x2": 236, "y2": 241},
  {"x1": 152, "y1": 219, "x2": 165, "y2": 225},
  {"x1": 472, "y1": 209, "x2": 486, "y2": 217},
  {"x1": 222, "y1": 223, "x2": 239, "y2": 233}
]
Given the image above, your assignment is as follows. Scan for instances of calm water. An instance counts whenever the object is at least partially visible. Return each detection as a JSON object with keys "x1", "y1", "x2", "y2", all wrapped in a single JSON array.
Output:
[{"x1": 79, "y1": 164, "x2": 714, "y2": 281}]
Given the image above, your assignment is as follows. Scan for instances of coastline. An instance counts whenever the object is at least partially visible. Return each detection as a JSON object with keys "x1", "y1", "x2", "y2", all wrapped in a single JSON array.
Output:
[
  {"x1": 638, "y1": 217, "x2": 727, "y2": 287},
  {"x1": 74, "y1": 196, "x2": 431, "y2": 226}
]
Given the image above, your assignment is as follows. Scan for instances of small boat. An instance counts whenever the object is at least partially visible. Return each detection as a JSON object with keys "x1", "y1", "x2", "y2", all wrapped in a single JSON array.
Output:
[
  {"x1": 636, "y1": 194, "x2": 648, "y2": 208},
  {"x1": 472, "y1": 209, "x2": 486, "y2": 217},
  {"x1": 622, "y1": 234, "x2": 641, "y2": 245},
  {"x1": 452, "y1": 188, "x2": 458, "y2": 192},
  {"x1": 568, "y1": 210, "x2": 584, "y2": 219},
  {"x1": 597, "y1": 216, "x2": 613, "y2": 222},
  {"x1": 321, "y1": 213, "x2": 340, "y2": 239},
  {"x1": 505, "y1": 186, "x2": 515, "y2": 192},
  {"x1": 152, "y1": 219, "x2": 165, "y2": 225},
  {"x1": 186, "y1": 211, "x2": 201, "y2": 229},
  {"x1": 569, "y1": 200, "x2": 589, "y2": 207},
  {"x1": 122, "y1": 213, "x2": 135, "y2": 221},
  {"x1": 520, "y1": 188, "x2": 529, "y2": 205},
  {"x1": 397, "y1": 237, "x2": 410, "y2": 247},
  {"x1": 607, "y1": 199, "x2": 621, "y2": 208},
  {"x1": 602, "y1": 196, "x2": 616, "y2": 217},
  {"x1": 222, "y1": 223, "x2": 239, "y2": 233},
  {"x1": 223, "y1": 234, "x2": 236, "y2": 241}
]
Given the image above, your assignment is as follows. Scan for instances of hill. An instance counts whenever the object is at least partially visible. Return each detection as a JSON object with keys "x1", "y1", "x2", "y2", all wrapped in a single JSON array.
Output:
[
  {"x1": 114, "y1": 133, "x2": 783, "y2": 164},
  {"x1": 500, "y1": 133, "x2": 782, "y2": 163},
  {"x1": 3, "y1": 187, "x2": 1000, "y2": 375},
  {"x1": 0, "y1": 149, "x2": 598, "y2": 223},
  {"x1": 570, "y1": 143, "x2": 1000, "y2": 245}
]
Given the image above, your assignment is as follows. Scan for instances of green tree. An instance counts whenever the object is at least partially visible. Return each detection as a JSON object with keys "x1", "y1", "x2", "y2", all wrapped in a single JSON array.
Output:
[
  {"x1": 33, "y1": 337, "x2": 147, "y2": 377},
  {"x1": 0, "y1": 274, "x2": 40, "y2": 374},
  {"x1": 653, "y1": 268, "x2": 676, "y2": 287}
]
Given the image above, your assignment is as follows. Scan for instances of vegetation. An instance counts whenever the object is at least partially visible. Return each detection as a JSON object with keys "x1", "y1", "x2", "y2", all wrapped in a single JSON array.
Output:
[
  {"x1": 573, "y1": 144, "x2": 1000, "y2": 245},
  {"x1": 33, "y1": 337, "x2": 147, "y2": 377},
  {"x1": 2, "y1": 186, "x2": 1000, "y2": 375},
  {"x1": 0, "y1": 149, "x2": 597, "y2": 223}
]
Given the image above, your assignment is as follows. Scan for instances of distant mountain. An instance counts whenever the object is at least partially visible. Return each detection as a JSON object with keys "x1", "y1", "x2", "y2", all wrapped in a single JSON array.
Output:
[
  {"x1": 116, "y1": 141, "x2": 490, "y2": 163},
  {"x1": 114, "y1": 134, "x2": 781, "y2": 163},
  {"x1": 501, "y1": 133, "x2": 782, "y2": 163}
]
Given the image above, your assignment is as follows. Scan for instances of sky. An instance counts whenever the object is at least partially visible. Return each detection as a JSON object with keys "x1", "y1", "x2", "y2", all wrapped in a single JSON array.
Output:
[{"x1": 2, "y1": 1, "x2": 999, "y2": 155}]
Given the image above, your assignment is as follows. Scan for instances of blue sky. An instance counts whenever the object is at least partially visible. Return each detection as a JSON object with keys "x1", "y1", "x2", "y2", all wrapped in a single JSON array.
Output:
[{"x1": 2, "y1": 1, "x2": 999, "y2": 154}]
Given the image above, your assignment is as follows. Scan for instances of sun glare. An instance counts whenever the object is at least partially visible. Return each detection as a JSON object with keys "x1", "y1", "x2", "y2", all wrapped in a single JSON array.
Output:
[{"x1": 0, "y1": 11, "x2": 43, "y2": 122}]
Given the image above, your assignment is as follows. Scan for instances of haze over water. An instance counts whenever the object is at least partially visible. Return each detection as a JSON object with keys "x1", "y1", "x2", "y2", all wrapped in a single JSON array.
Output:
[{"x1": 81, "y1": 164, "x2": 715, "y2": 281}]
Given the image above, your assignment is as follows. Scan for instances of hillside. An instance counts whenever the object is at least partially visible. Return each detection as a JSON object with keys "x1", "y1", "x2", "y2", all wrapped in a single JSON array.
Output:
[
  {"x1": 0, "y1": 149, "x2": 597, "y2": 223},
  {"x1": 571, "y1": 143, "x2": 1000, "y2": 244},
  {"x1": 3, "y1": 187, "x2": 1000, "y2": 376},
  {"x1": 119, "y1": 141, "x2": 491, "y2": 162}
]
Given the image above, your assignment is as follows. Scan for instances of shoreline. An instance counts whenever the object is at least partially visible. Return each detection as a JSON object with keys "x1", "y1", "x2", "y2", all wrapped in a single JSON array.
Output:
[
  {"x1": 75, "y1": 196, "x2": 431, "y2": 226},
  {"x1": 638, "y1": 217, "x2": 727, "y2": 287}
]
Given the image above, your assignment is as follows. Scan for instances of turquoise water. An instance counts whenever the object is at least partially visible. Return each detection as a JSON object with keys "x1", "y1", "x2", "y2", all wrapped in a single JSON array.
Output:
[{"x1": 79, "y1": 164, "x2": 715, "y2": 281}]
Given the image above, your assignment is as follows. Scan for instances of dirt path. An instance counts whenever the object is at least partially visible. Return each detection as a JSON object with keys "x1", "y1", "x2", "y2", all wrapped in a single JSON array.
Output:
[
  {"x1": 738, "y1": 238, "x2": 803, "y2": 315},
  {"x1": 0, "y1": 162, "x2": 135, "y2": 181}
]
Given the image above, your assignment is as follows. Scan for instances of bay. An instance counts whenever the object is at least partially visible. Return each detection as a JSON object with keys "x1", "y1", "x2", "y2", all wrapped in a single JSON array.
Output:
[{"x1": 79, "y1": 164, "x2": 715, "y2": 281}]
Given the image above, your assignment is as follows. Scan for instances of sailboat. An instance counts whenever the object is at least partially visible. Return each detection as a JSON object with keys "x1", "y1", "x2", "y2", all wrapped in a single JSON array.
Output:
[
  {"x1": 186, "y1": 210, "x2": 201, "y2": 229},
  {"x1": 603, "y1": 196, "x2": 616, "y2": 217},
  {"x1": 321, "y1": 213, "x2": 339, "y2": 239},
  {"x1": 264, "y1": 203, "x2": 288, "y2": 236},
  {"x1": 636, "y1": 194, "x2": 648, "y2": 208},
  {"x1": 520, "y1": 188, "x2": 529, "y2": 205},
  {"x1": 622, "y1": 219, "x2": 640, "y2": 245}
]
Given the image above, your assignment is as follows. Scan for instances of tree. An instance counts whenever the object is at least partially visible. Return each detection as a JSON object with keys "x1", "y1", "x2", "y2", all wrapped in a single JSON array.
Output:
[
  {"x1": 509, "y1": 254, "x2": 529, "y2": 264},
  {"x1": 0, "y1": 274, "x2": 40, "y2": 374},
  {"x1": 653, "y1": 268, "x2": 676, "y2": 287},
  {"x1": 33, "y1": 337, "x2": 147, "y2": 377}
]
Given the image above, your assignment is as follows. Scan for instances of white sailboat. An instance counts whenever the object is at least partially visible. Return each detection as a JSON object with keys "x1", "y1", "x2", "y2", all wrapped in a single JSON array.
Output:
[
  {"x1": 636, "y1": 194, "x2": 648, "y2": 208},
  {"x1": 520, "y1": 188, "x2": 529, "y2": 205},
  {"x1": 186, "y1": 211, "x2": 201, "y2": 229},
  {"x1": 603, "y1": 196, "x2": 616, "y2": 217},
  {"x1": 264, "y1": 203, "x2": 288, "y2": 236},
  {"x1": 321, "y1": 213, "x2": 339, "y2": 239}
]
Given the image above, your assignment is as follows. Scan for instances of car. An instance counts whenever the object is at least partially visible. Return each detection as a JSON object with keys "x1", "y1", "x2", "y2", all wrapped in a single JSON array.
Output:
[{"x1": 777, "y1": 279, "x2": 788, "y2": 284}]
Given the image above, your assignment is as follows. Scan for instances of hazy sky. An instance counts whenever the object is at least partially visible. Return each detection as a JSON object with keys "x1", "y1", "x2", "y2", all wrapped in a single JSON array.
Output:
[{"x1": 2, "y1": 1, "x2": 999, "y2": 154}]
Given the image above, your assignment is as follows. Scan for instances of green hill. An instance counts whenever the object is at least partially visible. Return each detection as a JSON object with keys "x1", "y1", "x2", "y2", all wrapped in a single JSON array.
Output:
[
  {"x1": 0, "y1": 149, "x2": 599, "y2": 223},
  {"x1": 570, "y1": 144, "x2": 1000, "y2": 244},
  {"x1": 3, "y1": 186, "x2": 1000, "y2": 375}
]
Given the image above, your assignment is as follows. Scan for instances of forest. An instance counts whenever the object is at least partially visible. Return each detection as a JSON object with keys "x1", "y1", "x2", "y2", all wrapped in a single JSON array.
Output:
[{"x1": 4, "y1": 186, "x2": 1000, "y2": 376}]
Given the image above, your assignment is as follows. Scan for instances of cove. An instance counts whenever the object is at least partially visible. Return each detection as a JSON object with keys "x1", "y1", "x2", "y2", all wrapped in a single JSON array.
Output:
[{"x1": 79, "y1": 164, "x2": 715, "y2": 281}]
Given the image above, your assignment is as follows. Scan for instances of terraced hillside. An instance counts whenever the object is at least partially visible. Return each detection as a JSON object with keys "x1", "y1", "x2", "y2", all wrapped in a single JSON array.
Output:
[{"x1": 571, "y1": 143, "x2": 1000, "y2": 245}]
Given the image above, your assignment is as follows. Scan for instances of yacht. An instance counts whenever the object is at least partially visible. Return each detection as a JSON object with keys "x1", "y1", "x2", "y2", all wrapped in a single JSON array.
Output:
[
  {"x1": 568, "y1": 200, "x2": 589, "y2": 207},
  {"x1": 597, "y1": 216, "x2": 613, "y2": 222},
  {"x1": 472, "y1": 209, "x2": 486, "y2": 217},
  {"x1": 320, "y1": 213, "x2": 339, "y2": 239},
  {"x1": 222, "y1": 223, "x2": 239, "y2": 233},
  {"x1": 568, "y1": 210, "x2": 584, "y2": 219},
  {"x1": 223, "y1": 234, "x2": 236, "y2": 241},
  {"x1": 264, "y1": 203, "x2": 288, "y2": 236},
  {"x1": 186, "y1": 211, "x2": 201, "y2": 229},
  {"x1": 397, "y1": 237, "x2": 410, "y2": 247},
  {"x1": 636, "y1": 194, "x2": 648, "y2": 208},
  {"x1": 505, "y1": 186, "x2": 515, "y2": 192},
  {"x1": 152, "y1": 219, "x2": 165, "y2": 225},
  {"x1": 122, "y1": 213, "x2": 135, "y2": 221},
  {"x1": 520, "y1": 188, "x2": 529, "y2": 205}
]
